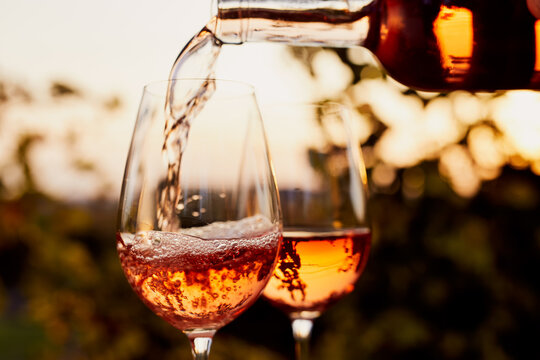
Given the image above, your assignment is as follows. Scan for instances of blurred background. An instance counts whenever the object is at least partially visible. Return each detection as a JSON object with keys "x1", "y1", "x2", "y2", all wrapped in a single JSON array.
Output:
[{"x1": 1, "y1": 1, "x2": 540, "y2": 359}]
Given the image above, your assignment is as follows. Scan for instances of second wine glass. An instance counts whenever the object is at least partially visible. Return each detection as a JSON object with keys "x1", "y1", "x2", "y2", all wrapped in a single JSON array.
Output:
[{"x1": 261, "y1": 102, "x2": 371, "y2": 360}]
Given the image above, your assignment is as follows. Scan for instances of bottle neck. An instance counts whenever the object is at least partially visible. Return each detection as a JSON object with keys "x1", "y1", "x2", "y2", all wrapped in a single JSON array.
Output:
[{"x1": 212, "y1": 0, "x2": 379, "y2": 47}]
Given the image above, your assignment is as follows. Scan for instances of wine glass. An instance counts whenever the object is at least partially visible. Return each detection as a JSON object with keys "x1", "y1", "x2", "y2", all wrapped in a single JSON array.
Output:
[
  {"x1": 261, "y1": 102, "x2": 371, "y2": 359},
  {"x1": 116, "y1": 79, "x2": 281, "y2": 360}
]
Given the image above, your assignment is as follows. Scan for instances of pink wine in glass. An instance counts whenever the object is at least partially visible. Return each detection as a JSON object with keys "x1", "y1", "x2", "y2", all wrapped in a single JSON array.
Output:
[
  {"x1": 263, "y1": 228, "x2": 371, "y2": 318},
  {"x1": 118, "y1": 216, "x2": 281, "y2": 331}
]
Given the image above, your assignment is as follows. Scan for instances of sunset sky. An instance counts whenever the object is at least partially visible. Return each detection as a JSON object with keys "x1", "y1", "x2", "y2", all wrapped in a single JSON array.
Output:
[
  {"x1": 1, "y1": 1, "x2": 207, "y2": 98},
  {"x1": 0, "y1": 0, "x2": 316, "y2": 106},
  {"x1": 0, "y1": 0, "x2": 321, "y2": 201},
  {"x1": 3, "y1": 1, "x2": 540, "y2": 202}
]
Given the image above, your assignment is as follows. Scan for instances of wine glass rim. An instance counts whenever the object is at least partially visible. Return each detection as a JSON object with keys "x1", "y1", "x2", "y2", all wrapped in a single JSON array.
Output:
[{"x1": 143, "y1": 78, "x2": 256, "y2": 98}]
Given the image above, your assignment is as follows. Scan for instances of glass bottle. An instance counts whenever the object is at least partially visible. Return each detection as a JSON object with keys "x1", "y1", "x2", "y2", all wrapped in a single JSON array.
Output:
[{"x1": 210, "y1": 0, "x2": 540, "y2": 92}]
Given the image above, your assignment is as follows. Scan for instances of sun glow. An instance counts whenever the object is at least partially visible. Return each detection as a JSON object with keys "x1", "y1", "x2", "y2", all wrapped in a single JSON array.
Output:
[{"x1": 434, "y1": 5, "x2": 474, "y2": 83}]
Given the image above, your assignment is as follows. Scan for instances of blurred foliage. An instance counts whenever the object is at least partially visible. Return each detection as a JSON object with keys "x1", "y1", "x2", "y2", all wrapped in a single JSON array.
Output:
[
  {"x1": 1, "y1": 45, "x2": 540, "y2": 360},
  {"x1": 50, "y1": 82, "x2": 79, "y2": 98}
]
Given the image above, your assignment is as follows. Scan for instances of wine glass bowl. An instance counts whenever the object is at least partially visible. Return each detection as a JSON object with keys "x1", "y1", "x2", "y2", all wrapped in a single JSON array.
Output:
[
  {"x1": 116, "y1": 79, "x2": 281, "y2": 358},
  {"x1": 260, "y1": 102, "x2": 370, "y2": 358}
]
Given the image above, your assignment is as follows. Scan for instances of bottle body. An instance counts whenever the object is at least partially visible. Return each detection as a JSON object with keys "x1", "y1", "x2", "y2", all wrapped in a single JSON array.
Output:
[{"x1": 212, "y1": 0, "x2": 540, "y2": 92}]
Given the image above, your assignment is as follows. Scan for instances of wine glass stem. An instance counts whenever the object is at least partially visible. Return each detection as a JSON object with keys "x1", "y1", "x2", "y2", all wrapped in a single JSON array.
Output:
[
  {"x1": 187, "y1": 331, "x2": 215, "y2": 360},
  {"x1": 292, "y1": 319, "x2": 314, "y2": 360}
]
